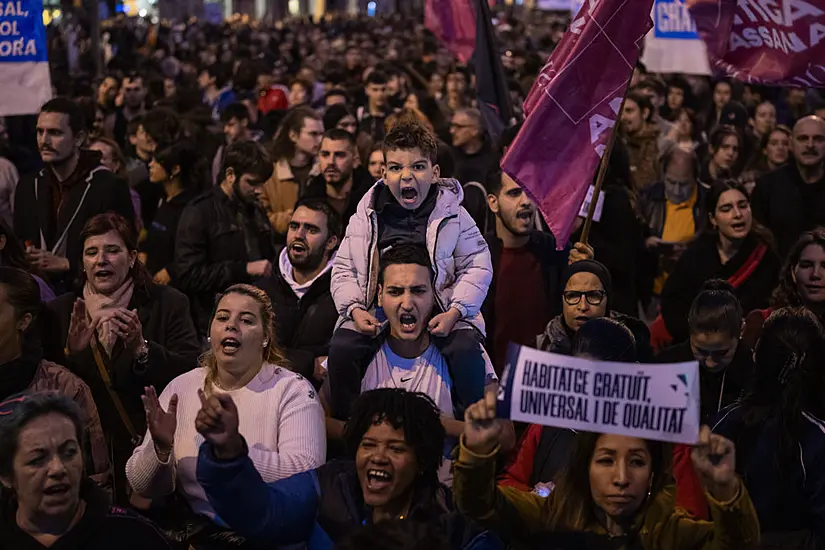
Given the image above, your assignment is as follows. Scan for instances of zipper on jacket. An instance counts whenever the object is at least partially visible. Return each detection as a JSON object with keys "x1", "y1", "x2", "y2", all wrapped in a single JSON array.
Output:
[
  {"x1": 364, "y1": 213, "x2": 378, "y2": 310},
  {"x1": 431, "y1": 214, "x2": 457, "y2": 314}
]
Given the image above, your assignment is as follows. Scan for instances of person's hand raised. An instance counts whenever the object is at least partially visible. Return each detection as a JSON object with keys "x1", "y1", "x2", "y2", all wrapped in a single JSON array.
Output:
[
  {"x1": 463, "y1": 387, "x2": 503, "y2": 456},
  {"x1": 196, "y1": 390, "x2": 243, "y2": 460},
  {"x1": 568, "y1": 242, "x2": 595, "y2": 265},
  {"x1": 691, "y1": 426, "x2": 739, "y2": 502},
  {"x1": 141, "y1": 386, "x2": 178, "y2": 459}
]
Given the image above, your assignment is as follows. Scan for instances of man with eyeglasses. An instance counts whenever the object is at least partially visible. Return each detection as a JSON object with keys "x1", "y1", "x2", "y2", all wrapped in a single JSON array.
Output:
[
  {"x1": 449, "y1": 108, "x2": 501, "y2": 189},
  {"x1": 537, "y1": 260, "x2": 652, "y2": 362},
  {"x1": 638, "y1": 144, "x2": 707, "y2": 317}
]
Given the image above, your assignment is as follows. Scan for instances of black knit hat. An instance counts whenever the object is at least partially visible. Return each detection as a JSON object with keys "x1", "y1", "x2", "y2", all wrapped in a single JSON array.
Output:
[{"x1": 561, "y1": 260, "x2": 613, "y2": 309}]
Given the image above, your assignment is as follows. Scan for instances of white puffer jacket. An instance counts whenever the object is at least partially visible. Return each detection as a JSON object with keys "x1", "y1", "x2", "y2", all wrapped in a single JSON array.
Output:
[{"x1": 331, "y1": 178, "x2": 493, "y2": 335}]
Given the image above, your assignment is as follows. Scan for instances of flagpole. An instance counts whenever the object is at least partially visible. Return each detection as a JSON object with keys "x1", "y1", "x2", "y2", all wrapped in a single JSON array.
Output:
[{"x1": 579, "y1": 80, "x2": 632, "y2": 245}]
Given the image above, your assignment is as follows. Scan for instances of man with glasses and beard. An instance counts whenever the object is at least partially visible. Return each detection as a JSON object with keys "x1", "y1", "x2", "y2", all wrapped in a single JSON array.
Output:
[
  {"x1": 174, "y1": 141, "x2": 276, "y2": 340},
  {"x1": 257, "y1": 199, "x2": 341, "y2": 386},
  {"x1": 303, "y1": 129, "x2": 372, "y2": 231},
  {"x1": 482, "y1": 171, "x2": 593, "y2": 374}
]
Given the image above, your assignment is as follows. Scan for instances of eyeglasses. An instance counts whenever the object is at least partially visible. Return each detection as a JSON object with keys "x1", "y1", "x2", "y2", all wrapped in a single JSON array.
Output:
[{"x1": 563, "y1": 290, "x2": 606, "y2": 306}]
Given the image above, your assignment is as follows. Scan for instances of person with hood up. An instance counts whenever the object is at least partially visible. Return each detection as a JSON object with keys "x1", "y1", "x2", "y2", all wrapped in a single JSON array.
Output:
[
  {"x1": 256, "y1": 199, "x2": 341, "y2": 385},
  {"x1": 327, "y1": 119, "x2": 496, "y2": 422},
  {"x1": 537, "y1": 259, "x2": 653, "y2": 363}
]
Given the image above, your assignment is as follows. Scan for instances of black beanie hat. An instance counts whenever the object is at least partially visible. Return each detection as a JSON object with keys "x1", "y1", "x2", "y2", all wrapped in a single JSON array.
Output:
[{"x1": 560, "y1": 260, "x2": 613, "y2": 308}]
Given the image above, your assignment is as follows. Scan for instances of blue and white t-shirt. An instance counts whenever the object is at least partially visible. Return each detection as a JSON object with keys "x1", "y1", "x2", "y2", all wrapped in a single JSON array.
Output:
[{"x1": 361, "y1": 342, "x2": 454, "y2": 417}]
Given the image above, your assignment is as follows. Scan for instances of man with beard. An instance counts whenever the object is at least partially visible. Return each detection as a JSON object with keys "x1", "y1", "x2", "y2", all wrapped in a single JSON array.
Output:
[
  {"x1": 302, "y1": 129, "x2": 373, "y2": 231},
  {"x1": 174, "y1": 141, "x2": 276, "y2": 340},
  {"x1": 320, "y1": 245, "x2": 507, "y2": 481},
  {"x1": 256, "y1": 199, "x2": 341, "y2": 385},
  {"x1": 751, "y1": 115, "x2": 825, "y2": 257},
  {"x1": 13, "y1": 98, "x2": 134, "y2": 289},
  {"x1": 482, "y1": 172, "x2": 591, "y2": 374}
]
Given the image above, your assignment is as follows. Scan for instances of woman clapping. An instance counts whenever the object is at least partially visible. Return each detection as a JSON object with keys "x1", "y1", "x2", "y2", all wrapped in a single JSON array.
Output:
[
  {"x1": 42, "y1": 213, "x2": 201, "y2": 504},
  {"x1": 126, "y1": 284, "x2": 325, "y2": 547}
]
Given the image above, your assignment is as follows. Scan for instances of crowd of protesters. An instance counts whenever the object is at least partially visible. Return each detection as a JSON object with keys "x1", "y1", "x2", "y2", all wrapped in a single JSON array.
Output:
[{"x1": 0, "y1": 5, "x2": 825, "y2": 550}]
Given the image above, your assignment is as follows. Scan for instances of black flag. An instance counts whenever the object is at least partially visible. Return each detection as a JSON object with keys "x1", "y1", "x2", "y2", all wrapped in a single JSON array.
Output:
[{"x1": 472, "y1": 0, "x2": 514, "y2": 141}]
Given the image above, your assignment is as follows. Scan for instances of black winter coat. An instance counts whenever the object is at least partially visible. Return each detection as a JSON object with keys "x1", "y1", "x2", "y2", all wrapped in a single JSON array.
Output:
[
  {"x1": 751, "y1": 162, "x2": 825, "y2": 258},
  {"x1": 13, "y1": 152, "x2": 135, "y2": 277},
  {"x1": 660, "y1": 232, "x2": 780, "y2": 343},
  {"x1": 256, "y1": 268, "x2": 338, "y2": 383},
  {"x1": 173, "y1": 186, "x2": 277, "y2": 338},
  {"x1": 41, "y1": 283, "x2": 200, "y2": 504},
  {"x1": 573, "y1": 184, "x2": 646, "y2": 316}
]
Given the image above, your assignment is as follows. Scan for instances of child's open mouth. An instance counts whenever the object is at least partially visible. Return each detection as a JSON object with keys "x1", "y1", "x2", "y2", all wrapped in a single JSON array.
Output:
[{"x1": 400, "y1": 187, "x2": 418, "y2": 205}]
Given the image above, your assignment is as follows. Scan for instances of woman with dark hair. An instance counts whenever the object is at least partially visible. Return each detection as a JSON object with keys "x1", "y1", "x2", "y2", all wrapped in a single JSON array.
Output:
[
  {"x1": 0, "y1": 217, "x2": 55, "y2": 302},
  {"x1": 0, "y1": 267, "x2": 109, "y2": 487},
  {"x1": 126, "y1": 284, "x2": 324, "y2": 548},
  {"x1": 457, "y1": 391, "x2": 758, "y2": 549},
  {"x1": 0, "y1": 393, "x2": 171, "y2": 549},
  {"x1": 196, "y1": 388, "x2": 500, "y2": 549},
  {"x1": 658, "y1": 280, "x2": 754, "y2": 427},
  {"x1": 537, "y1": 260, "x2": 652, "y2": 362},
  {"x1": 665, "y1": 107, "x2": 702, "y2": 152},
  {"x1": 740, "y1": 125, "x2": 791, "y2": 194},
  {"x1": 367, "y1": 142, "x2": 385, "y2": 181},
  {"x1": 42, "y1": 212, "x2": 200, "y2": 504},
  {"x1": 141, "y1": 141, "x2": 207, "y2": 285},
  {"x1": 742, "y1": 228, "x2": 825, "y2": 349},
  {"x1": 701, "y1": 126, "x2": 743, "y2": 183},
  {"x1": 502, "y1": 317, "x2": 708, "y2": 520},
  {"x1": 89, "y1": 136, "x2": 144, "y2": 234},
  {"x1": 660, "y1": 180, "x2": 780, "y2": 344},
  {"x1": 714, "y1": 307, "x2": 825, "y2": 547}
]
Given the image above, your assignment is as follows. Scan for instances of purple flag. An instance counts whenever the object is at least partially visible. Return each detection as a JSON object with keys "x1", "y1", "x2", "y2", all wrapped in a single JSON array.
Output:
[
  {"x1": 502, "y1": 0, "x2": 654, "y2": 249},
  {"x1": 425, "y1": 0, "x2": 476, "y2": 64},
  {"x1": 688, "y1": 0, "x2": 825, "y2": 87}
]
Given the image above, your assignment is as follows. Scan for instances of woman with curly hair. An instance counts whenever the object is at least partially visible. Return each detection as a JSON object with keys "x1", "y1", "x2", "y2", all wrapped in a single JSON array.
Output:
[{"x1": 196, "y1": 388, "x2": 501, "y2": 549}]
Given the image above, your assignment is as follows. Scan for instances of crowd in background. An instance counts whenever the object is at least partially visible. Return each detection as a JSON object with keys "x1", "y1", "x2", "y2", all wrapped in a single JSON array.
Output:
[{"x1": 0, "y1": 5, "x2": 824, "y2": 550}]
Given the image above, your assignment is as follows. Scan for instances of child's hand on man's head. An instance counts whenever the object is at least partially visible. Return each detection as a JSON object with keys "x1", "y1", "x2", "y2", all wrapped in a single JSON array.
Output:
[
  {"x1": 428, "y1": 307, "x2": 461, "y2": 337},
  {"x1": 352, "y1": 308, "x2": 381, "y2": 335}
]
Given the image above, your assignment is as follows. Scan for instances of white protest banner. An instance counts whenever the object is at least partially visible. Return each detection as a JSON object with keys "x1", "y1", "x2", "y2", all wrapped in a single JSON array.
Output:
[
  {"x1": 641, "y1": 0, "x2": 711, "y2": 75},
  {"x1": 577, "y1": 184, "x2": 605, "y2": 222},
  {"x1": 497, "y1": 344, "x2": 700, "y2": 445},
  {"x1": 0, "y1": 0, "x2": 52, "y2": 116}
]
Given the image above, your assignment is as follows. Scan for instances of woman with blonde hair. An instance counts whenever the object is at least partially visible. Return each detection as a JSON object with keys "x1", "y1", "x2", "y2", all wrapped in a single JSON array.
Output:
[{"x1": 125, "y1": 284, "x2": 325, "y2": 546}]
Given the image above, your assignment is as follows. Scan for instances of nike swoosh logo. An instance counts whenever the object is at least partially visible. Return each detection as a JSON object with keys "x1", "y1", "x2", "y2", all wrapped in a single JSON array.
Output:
[{"x1": 400, "y1": 377, "x2": 413, "y2": 383}]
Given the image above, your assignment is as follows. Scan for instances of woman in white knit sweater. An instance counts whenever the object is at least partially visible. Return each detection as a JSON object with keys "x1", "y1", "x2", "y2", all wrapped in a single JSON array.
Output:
[{"x1": 125, "y1": 283, "x2": 326, "y2": 522}]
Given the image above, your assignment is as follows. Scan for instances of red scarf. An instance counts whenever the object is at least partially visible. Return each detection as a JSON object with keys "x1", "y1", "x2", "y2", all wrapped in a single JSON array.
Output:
[{"x1": 728, "y1": 243, "x2": 767, "y2": 289}]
